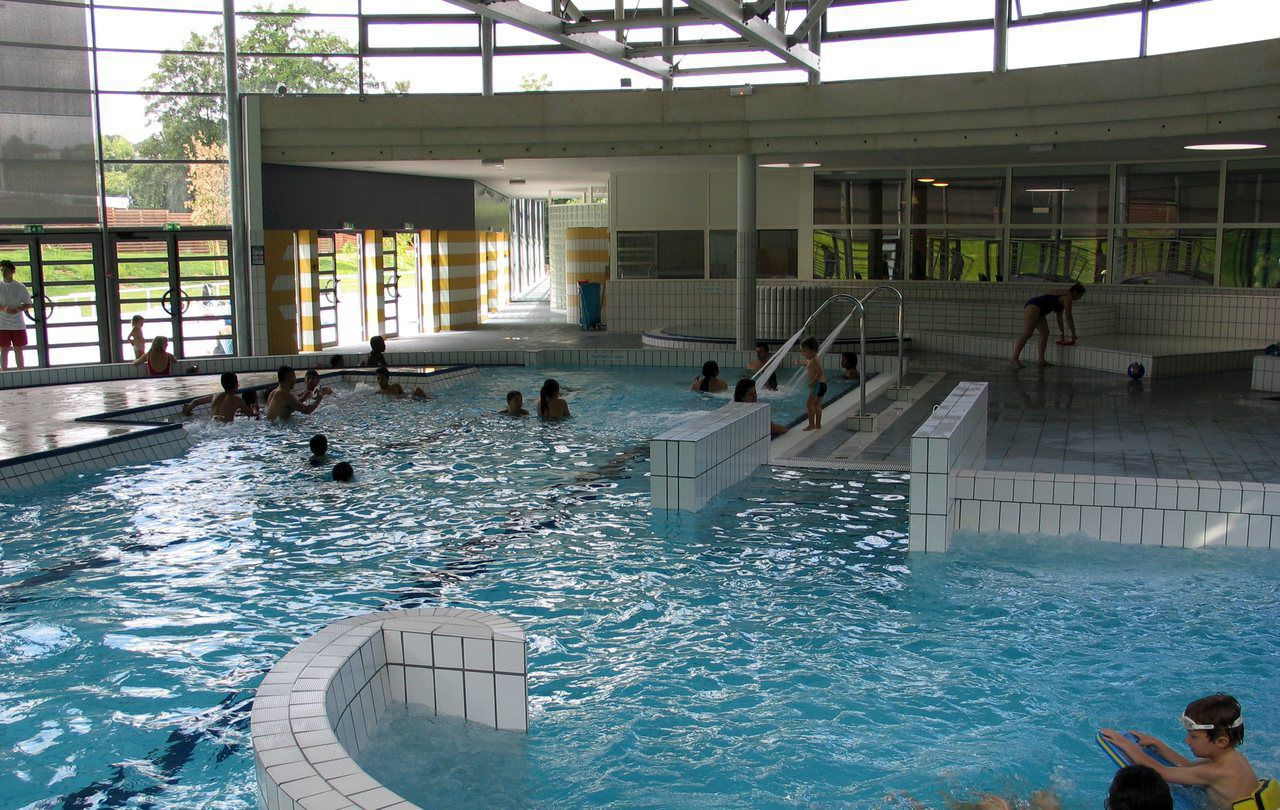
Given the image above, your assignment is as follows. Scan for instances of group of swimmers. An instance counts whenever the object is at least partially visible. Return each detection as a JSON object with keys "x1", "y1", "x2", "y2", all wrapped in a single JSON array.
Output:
[{"x1": 690, "y1": 341, "x2": 861, "y2": 432}]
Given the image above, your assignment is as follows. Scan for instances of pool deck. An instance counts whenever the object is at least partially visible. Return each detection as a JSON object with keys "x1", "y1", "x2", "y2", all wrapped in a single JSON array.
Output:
[{"x1": 2, "y1": 295, "x2": 1278, "y2": 494}]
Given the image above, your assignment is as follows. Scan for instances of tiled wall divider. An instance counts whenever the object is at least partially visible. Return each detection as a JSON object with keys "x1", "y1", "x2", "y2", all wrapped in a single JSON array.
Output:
[
  {"x1": 0, "y1": 426, "x2": 190, "y2": 492},
  {"x1": 252, "y1": 608, "x2": 527, "y2": 810},
  {"x1": 913, "y1": 332, "x2": 1259, "y2": 378},
  {"x1": 951, "y1": 471, "x2": 1280, "y2": 549},
  {"x1": 908, "y1": 382, "x2": 989, "y2": 553},
  {"x1": 650, "y1": 402, "x2": 770, "y2": 511},
  {"x1": 609, "y1": 279, "x2": 1280, "y2": 343},
  {"x1": 1252, "y1": 355, "x2": 1280, "y2": 392}
]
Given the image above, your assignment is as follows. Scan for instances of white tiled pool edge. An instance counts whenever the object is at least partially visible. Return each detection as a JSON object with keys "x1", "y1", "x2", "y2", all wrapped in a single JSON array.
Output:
[
  {"x1": 252, "y1": 608, "x2": 527, "y2": 810},
  {"x1": 1253, "y1": 355, "x2": 1280, "y2": 392},
  {"x1": 651, "y1": 402, "x2": 771, "y2": 511},
  {"x1": 907, "y1": 382, "x2": 988, "y2": 552},
  {"x1": 910, "y1": 381, "x2": 1280, "y2": 551}
]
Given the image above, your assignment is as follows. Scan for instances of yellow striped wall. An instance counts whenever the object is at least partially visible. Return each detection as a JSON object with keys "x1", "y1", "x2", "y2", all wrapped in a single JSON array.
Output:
[
  {"x1": 495, "y1": 231, "x2": 510, "y2": 308},
  {"x1": 362, "y1": 229, "x2": 385, "y2": 340},
  {"x1": 264, "y1": 230, "x2": 301, "y2": 355},
  {"x1": 435, "y1": 230, "x2": 482, "y2": 330},
  {"x1": 565, "y1": 226, "x2": 609, "y2": 322},
  {"x1": 294, "y1": 229, "x2": 323, "y2": 353},
  {"x1": 419, "y1": 229, "x2": 440, "y2": 333},
  {"x1": 484, "y1": 233, "x2": 499, "y2": 316}
]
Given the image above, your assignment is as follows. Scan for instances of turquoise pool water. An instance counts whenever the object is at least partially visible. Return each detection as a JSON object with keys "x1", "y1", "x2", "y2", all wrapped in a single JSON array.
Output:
[{"x1": 0, "y1": 366, "x2": 1276, "y2": 809}]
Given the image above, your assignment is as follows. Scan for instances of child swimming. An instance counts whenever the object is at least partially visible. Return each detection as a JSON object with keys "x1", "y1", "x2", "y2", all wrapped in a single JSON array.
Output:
[{"x1": 1101, "y1": 694, "x2": 1274, "y2": 810}]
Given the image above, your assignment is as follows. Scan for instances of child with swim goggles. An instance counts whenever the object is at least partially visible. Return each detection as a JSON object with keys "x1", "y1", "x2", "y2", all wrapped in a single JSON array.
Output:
[{"x1": 1101, "y1": 694, "x2": 1276, "y2": 810}]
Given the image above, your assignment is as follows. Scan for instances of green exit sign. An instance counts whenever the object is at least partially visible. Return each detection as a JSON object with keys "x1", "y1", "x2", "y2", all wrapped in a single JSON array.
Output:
[
  {"x1": 163, "y1": 222, "x2": 182, "y2": 231},
  {"x1": 23, "y1": 225, "x2": 43, "y2": 234}
]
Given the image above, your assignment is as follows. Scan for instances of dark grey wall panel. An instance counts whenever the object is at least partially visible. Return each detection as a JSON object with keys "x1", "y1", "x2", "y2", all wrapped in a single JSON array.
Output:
[{"x1": 262, "y1": 164, "x2": 481, "y2": 231}]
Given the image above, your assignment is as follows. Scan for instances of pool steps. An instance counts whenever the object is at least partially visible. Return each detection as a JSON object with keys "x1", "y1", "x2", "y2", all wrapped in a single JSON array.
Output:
[{"x1": 252, "y1": 608, "x2": 527, "y2": 810}]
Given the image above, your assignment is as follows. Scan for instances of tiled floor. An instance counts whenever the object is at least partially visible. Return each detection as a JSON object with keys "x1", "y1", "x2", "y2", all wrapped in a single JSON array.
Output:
[
  {"x1": 0, "y1": 372, "x2": 280, "y2": 460},
  {"x1": 841, "y1": 354, "x2": 1280, "y2": 482}
]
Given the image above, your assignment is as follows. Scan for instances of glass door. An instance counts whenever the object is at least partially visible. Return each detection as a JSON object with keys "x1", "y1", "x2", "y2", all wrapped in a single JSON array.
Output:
[
  {"x1": 111, "y1": 229, "x2": 235, "y2": 360},
  {"x1": 0, "y1": 234, "x2": 107, "y2": 367},
  {"x1": 316, "y1": 231, "x2": 340, "y2": 348},
  {"x1": 381, "y1": 232, "x2": 400, "y2": 338}
]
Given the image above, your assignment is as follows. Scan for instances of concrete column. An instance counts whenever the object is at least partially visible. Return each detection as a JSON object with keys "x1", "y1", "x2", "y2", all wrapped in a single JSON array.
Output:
[
  {"x1": 481, "y1": 17, "x2": 494, "y2": 96},
  {"x1": 224, "y1": 0, "x2": 252, "y2": 354},
  {"x1": 994, "y1": 0, "x2": 1008, "y2": 73},
  {"x1": 736, "y1": 154, "x2": 757, "y2": 351},
  {"x1": 662, "y1": 0, "x2": 673, "y2": 91}
]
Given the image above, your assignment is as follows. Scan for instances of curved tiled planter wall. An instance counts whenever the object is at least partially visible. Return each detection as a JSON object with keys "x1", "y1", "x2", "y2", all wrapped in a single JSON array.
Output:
[{"x1": 251, "y1": 608, "x2": 527, "y2": 810}]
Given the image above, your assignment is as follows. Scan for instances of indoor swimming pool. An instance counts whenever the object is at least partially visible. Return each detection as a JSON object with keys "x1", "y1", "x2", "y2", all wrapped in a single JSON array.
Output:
[{"x1": 0, "y1": 367, "x2": 1276, "y2": 809}]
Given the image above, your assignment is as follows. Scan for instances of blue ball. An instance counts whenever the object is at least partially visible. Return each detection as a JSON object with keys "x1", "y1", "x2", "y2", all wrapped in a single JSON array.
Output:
[{"x1": 1127, "y1": 362, "x2": 1146, "y2": 380}]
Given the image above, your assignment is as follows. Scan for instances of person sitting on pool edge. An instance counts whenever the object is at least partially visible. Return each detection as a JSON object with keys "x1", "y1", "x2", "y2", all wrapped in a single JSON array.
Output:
[
  {"x1": 375, "y1": 366, "x2": 427, "y2": 399},
  {"x1": 1100, "y1": 693, "x2": 1272, "y2": 810},
  {"x1": 1011, "y1": 282, "x2": 1085, "y2": 368},
  {"x1": 733, "y1": 378, "x2": 788, "y2": 436},
  {"x1": 691, "y1": 360, "x2": 728, "y2": 393},
  {"x1": 309, "y1": 433, "x2": 329, "y2": 466},
  {"x1": 746, "y1": 343, "x2": 779, "y2": 391},
  {"x1": 538, "y1": 378, "x2": 570, "y2": 420},
  {"x1": 500, "y1": 390, "x2": 529, "y2": 416},
  {"x1": 364, "y1": 335, "x2": 388, "y2": 368},
  {"x1": 841, "y1": 351, "x2": 859, "y2": 380},
  {"x1": 266, "y1": 364, "x2": 327, "y2": 421},
  {"x1": 332, "y1": 461, "x2": 354, "y2": 482}
]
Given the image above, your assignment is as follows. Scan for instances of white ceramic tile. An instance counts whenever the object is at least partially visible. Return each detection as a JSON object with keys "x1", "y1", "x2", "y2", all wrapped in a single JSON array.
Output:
[
  {"x1": 404, "y1": 667, "x2": 434, "y2": 709},
  {"x1": 434, "y1": 669, "x2": 465, "y2": 718}
]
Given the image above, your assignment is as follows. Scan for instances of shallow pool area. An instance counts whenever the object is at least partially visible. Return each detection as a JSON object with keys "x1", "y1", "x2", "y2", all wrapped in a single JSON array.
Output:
[{"x1": 0, "y1": 366, "x2": 1277, "y2": 808}]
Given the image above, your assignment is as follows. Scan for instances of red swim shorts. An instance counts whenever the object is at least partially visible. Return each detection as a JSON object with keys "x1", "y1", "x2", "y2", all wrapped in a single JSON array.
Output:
[{"x1": 0, "y1": 329, "x2": 28, "y2": 348}]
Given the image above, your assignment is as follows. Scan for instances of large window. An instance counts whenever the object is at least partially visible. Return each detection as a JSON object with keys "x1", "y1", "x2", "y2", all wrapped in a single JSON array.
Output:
[
  {"x1": 709, "y1": 230, "x2": 799, "y2": 279},
  {"x1": 616, "y1": 231, "x2": 704, "y2": 279}
]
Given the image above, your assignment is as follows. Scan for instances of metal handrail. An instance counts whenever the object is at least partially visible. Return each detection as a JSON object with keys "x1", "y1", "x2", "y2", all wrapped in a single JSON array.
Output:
[{"x1": 751, "y1": 287, "x2": 907, "y2": 419}]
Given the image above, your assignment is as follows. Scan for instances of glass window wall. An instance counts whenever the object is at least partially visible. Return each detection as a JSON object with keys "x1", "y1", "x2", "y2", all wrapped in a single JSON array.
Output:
[{"x1": 709, "y1": 230, "x2": 799, "y2": 279}]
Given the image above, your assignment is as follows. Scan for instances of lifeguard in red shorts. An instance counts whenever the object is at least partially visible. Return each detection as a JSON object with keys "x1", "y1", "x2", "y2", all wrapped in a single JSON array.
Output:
[{"x1": 0, "y1": 260, "x2": 33, "y2": 370}]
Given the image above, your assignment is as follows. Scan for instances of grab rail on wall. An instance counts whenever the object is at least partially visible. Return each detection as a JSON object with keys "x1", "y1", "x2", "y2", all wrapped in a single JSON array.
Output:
[{"x1": 751, "y1": 289, "x2": 906, "y2": 419}]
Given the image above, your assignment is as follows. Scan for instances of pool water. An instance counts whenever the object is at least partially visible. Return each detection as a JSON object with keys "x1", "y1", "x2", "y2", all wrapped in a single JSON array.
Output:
[{"x1": 0, "y1": 366, "x2": 1276, "y2": 809}]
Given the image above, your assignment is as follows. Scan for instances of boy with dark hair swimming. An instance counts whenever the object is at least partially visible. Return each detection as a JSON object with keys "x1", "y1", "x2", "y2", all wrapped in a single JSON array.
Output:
[
  {"x1": 500, "y1": 391, "x2": 529, "y2": 416},
  {"x1": 309, "y1": 434, "x2": 329, "y2": 466},
  {"x1": 1101, "y1": 694, "x2": 1273, "y2": 810},
  {"x1": 374, "y1": 366, "x2": 427, "y2": 399},
  {"x1": 1107, "y1": 765, "x2": 1173, "y2": 810},
  {"x1": 332, "y1": 461, "x2": 353, "y2": 482}
]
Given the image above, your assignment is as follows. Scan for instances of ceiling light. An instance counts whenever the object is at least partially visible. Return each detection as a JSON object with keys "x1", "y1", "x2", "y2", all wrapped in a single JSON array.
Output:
[
  {"x1": 758, "y1": 162, "x2": 821, "y2": 168},
  {"x1": 916, "y1": 177, "x2": 936, "y2": 183},
  {"x1": 1025, "y1": 187, "x2": 1073, "y2": 193},
  {"x1": 1183, "y1": 143, "x2": 1266, "y2": 151},
  {"x1": 931, "y1": 182, "x2": 949, "y2": 187}
]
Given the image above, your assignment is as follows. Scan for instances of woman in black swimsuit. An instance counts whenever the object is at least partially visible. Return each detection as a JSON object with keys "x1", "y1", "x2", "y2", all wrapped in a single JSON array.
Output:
[{"x1": 1011, "y1": 282, "x2": 1085, "y2": 368}]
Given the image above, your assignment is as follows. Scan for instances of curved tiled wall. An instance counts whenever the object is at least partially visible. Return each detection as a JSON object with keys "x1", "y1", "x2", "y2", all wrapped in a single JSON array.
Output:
[{"x1": 251, "y1": 608, "x2": 527, "y2": 810}]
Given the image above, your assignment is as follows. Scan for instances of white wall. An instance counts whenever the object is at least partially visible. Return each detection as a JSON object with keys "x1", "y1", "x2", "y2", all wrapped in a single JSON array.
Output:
[{"x1": 610, "y1": 168, "x2": 814, "y2": 279}]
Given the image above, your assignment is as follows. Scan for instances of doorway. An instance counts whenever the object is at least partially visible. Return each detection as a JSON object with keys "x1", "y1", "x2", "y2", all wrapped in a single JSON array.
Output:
[
  {"x1": 0, "y1": 233, "x2": 109, "y2": 367},
  {"x1": 110, "y1": 231, "x2": 236, "y2": 359}
]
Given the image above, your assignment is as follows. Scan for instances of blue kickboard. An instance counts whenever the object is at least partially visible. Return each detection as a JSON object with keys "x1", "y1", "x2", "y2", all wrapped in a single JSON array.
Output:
[{"x1": 1096, "y1": 730, "x2": 1207, "y2": 810}]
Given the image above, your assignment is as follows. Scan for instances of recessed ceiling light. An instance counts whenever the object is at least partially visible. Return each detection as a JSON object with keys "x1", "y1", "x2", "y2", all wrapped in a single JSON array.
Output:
[
  {"x1": 916, "y1": 177, "x2": 936, "y2": 183},
  {"x1": 931, "y1": 182, "x2": 949, "y2": 187},
  {"x1": 1183, "y1": 143, "x2": 1266, "y2": 151},
  {"x1": 509, "y1": 177, "x2": 527, "y2": 184},
  {"x1": 1025, "y1": 187, "x2": 1073, "y2": 193},
  {"x1": 480, "y1": 158, "x2": 506, "y2": 167},
  {"x1": 759, "y1": 162, "x2": 821, "y2": 168}
]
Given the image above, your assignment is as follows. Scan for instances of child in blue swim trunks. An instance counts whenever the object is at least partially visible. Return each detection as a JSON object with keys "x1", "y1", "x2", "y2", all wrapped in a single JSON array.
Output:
[{"x1": 797, "y1": 337, "x2": 826, "y2": 431}]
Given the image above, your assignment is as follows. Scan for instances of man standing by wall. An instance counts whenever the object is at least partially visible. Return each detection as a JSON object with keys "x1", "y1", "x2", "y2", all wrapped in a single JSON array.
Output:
[{"x1": 0, "y1": 260, "x2": 33, "y2": 370}]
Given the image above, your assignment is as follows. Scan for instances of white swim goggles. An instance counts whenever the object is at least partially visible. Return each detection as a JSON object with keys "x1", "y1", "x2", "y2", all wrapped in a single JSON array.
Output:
[{"x1": 1181, "y1": 714, "x2": 1244, "y2": 731}]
